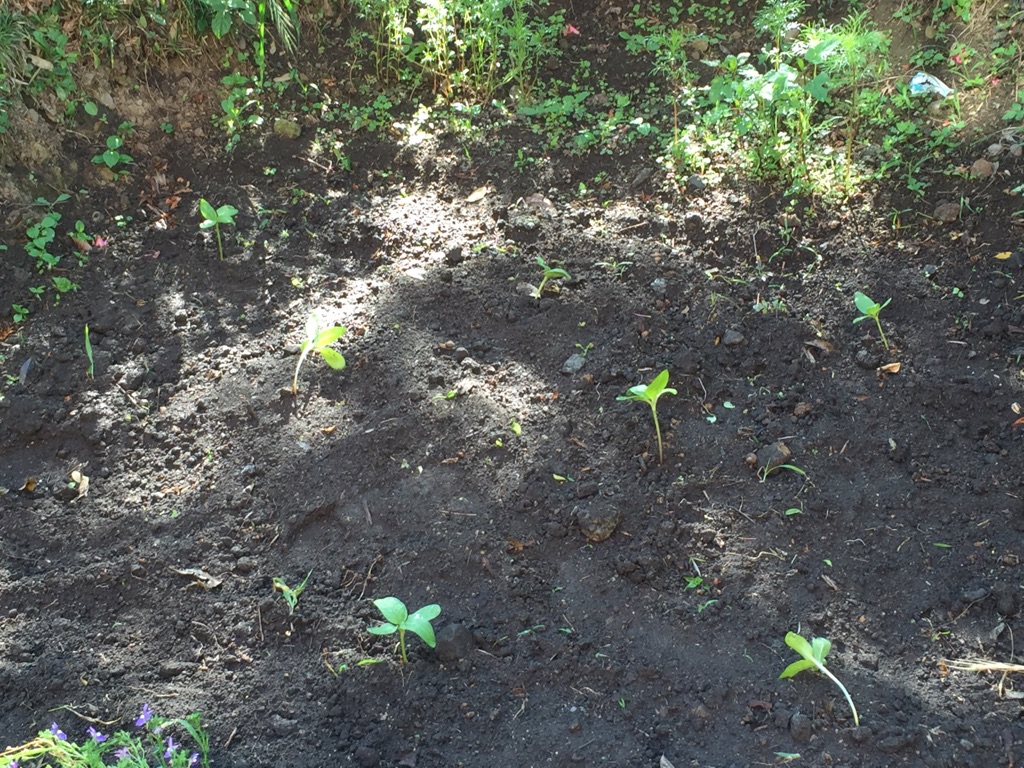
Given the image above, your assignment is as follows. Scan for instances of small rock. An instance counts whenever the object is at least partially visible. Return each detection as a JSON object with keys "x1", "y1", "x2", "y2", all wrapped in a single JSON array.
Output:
[
  {"x1": 434, "y1": 623, "x2": 476, "y2": 662},
  {"x1": 578, "y1": 505, "x2": 622, "y2": 542},
  {"x1": 756, "y1": 441, "x2": 792, "y2": 472},
  {"x1": 793, "y1": 402, "x2": 813, "y2": 417},
  {"x1": 687, "y1": 175, "x2": 706, "y2": 190},
  {"x1": 158, "y1": 660, "x2": 190, "y2": 679},
  {"x1": 353, "y1": 746, "x2": 380, "y2": 768},
  {"x1": 970, "y1": 158, "x2": 995, "y2": 178},
  {"x1": 268, "y1": 713, "x2": 298, "y2": 736},
  {"x1": 575, "y1": 481, "x2": 599, "y2": 499},
  {"x1": 445, "y1": 246, "x2": 465, "y2": 265},
  {"x1": 855, "y1": 349, "x2": 881, "y2": 369},
  {"x1": 683, "y1": 211, "x2": 703, "y2": 231},
  {"x1": 561, "y1": 353, "x2": 587, "y2": 375},
  {"x1": 273, "y1": 118, "x2": 301, "y2": 140},
  {"x1": 650, "y1": 277, "x2": 667, "y2": 298},
  {"x1": 722, "y1": 329, "x2": 745, "y2": 346},
  {"x1": 933, "y1": 201, "x2": 960, "y2": 223},
  {"x1": 789, "y1": 713, "x2": 812, "y2": 743}
]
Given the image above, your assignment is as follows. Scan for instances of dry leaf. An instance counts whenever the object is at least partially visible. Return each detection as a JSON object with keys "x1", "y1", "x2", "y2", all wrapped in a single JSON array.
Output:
[
  {"x1": 994, "y1": 251, "x2": 1013, "y2": 260},
  {"x1": 170, "y1": 567, "x2": 223, "y2": 590},
  {"x1": 879, "y1": 362, "x2": 901, "y2": 374},
  {"x1": 465, "y1": 185, "x2": 491, "y2": 203},
  {"x1": 70, "y1": 470, "x2": 90, "y2": 500},
  {"x1": 1013, "y1": 416, "x2": 1024, "y2": 430},
  {"x1": 321, "y1": 425, "x2": 337, "y2": 435},
  {"x1": 19, "y1": 477, "x2": 37, "y2": 492}
]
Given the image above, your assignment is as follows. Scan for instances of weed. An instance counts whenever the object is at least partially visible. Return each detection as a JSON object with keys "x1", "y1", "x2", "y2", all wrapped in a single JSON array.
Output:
[
  {"x1": 853, "y1": 290, "x2": 891, "y2": 349},
  {"x1": 198, "y1": 198, "x2": 238, "y2": 260},
  {"x1": 528, "y1": 256, "x2": 570, "y2": 298},
  {"x1": 11, "y1": 304, "x2": 28, "y2": 323},
  {"x1": 84, "y1": 325, "x2": 94, "y2": 379},
  {"x1": 780, "y1": 631, "x2": 860, "y2": 726},
  {"x1": 292, "y1": 312, "x2": 347, "y2": 394},
  {"x1": 617, "y1": 369, "x2": 677, "y2": 464},
  {"x1": 758, "y1": 463, "x2": 807, "y2": 482},
  {"x1": 0, "y1": 704, "x2": 210, "y2": 768},
  {"x1": 25, "y1": 194, "x2": 70, "y2": 272},
  {"x1": 367, "y1": 596, "x2": 441, "y2": 663},
  {"x1": 51, "y1": 276, "x2": 79, "y2": 304},
  {"x1": 272, "y1": 570, "x2": 311, "y2": 614}
]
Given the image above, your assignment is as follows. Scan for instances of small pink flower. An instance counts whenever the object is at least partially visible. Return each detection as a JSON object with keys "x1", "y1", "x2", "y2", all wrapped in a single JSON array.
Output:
[
  {"x1": 951, "y1": 54, "x2": 962, "y2": 65},
  {"x1": 93, "y1": 236, "x2": 109, "y2": 249},
  {"x1": 562, "y1": 23, "x2": 580, "y2": 36}
]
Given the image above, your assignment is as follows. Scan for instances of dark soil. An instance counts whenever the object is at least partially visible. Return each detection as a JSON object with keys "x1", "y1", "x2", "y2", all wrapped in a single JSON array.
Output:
[{"x1": 3, "y1": 7, "x2": 1024, "y2": 768}]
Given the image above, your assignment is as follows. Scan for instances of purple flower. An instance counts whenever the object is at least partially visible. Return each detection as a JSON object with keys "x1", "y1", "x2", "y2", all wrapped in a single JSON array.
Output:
[
  {"x1": 114, "y1": 747, "x2": 129, "y2": 760},
  {"x1": 49, "y1": 722, "x2": 67, "y2": 741},
  {"x1": 164, "y1": 736, "x2": 178, "y2": 759},
  {"x1": 189, "y1": 752, "x2": 200, "y2": 767},
  {"x1": 86, "y1": 725, "x2": 108, "y2": 743},
  {"x1": 10, "y1": 761, "x2": 19, "y2": 768},
  {"x1": 135, "y1": 703, "x2": 153, "y2": 727}
]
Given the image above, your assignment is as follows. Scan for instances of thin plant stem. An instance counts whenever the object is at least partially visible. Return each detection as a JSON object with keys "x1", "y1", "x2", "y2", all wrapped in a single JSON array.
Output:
[
  {"x1": 215, "y1": 224, "x2": 224, "y2": 260},
  {"x1": 650, "y1": 403, "x2": 664, "y2": 463},
  {"x1": 818, "y1": 663, "x2": 859, "y2": 726},
  {"x1": 874, "y1": 316, "x2": 888, "y2": 348}
]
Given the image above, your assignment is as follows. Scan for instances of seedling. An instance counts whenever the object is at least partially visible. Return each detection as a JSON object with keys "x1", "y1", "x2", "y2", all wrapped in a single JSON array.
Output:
[
  {"x1": 758, "y1": 463, "x2": 808, "y2": 483},
  {"x1": 292, "y1": 312, "x2": 347, "y2": 394},
  {"x1": 367, "y1": 596, "x2": 441, "y2": 664},
  {"x1": 617, "y1": 369, "x2": 677, "y2": 463},
  {"x1": 529, "y1": 256, "x2": 570, "y2": 298},
  {"x1": 779, "y1": 631, "x2": 860, "y2": 726},
  {"x1": 272, "y1": 570, "x2": 312, "y2": 614},
  {"x1": 853, "y1": 291, "x2": 891, "y2": 349},
  {"x1": 199, "y1": 198, "x2": 238, "y2": 260},
  {"x1": 84, "y1": 324, "x2": 94, "y2": 379}
]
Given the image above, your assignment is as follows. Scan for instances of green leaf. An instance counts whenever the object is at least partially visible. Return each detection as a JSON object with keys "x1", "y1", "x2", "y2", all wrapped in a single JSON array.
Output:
[
  {"x1": 304, "y1": 313, "x2": 319, "y2": 342},
  {"x1": 314, "y1": 326, "x2": 347, "y2": 348},
  {"x1": 853, "y1": 291, "x2": 877, "y2": 315},
  {"x1": 199, "y1": 198, "x2": 217, "y2": 222},
  {"x1": 106, "y1": 135, "x2": 122, "y2": 150},
  {"x1": 211, "y1": 10, "x2": 232, "y2": 37},
  {"x1": 84, "y1": 101, "x2": 98, "y2": 116},
  {"x1": 810, "y1": 636, "x2": 832, "y2": 663},
  {"x1": 784, "y1": 631, "x2": 814, "y2": 660},
  {"x1": 806, "y1": 71, "x2": 832, "y2": 102},
  {"x1": 103, "y1": 149, "x2": 120, "y2": 168},
  {"x1": 373, "y1": 596, "x2": 408, "y2": 625},
  {"x1": 216, "y1": 204, "x2": 238, "y2": 222},
  {"x1": 367, "y1": 622, "x2": 397, "y2": 636},
  {"x1": 412, "y1": 603, "x2": 441, "y2": 622},
  {"x1": 404, "y1": 615, "x2": 437, "y2": 647},
  {"x1": 780, "y1": 658, "x2": 815, "y2": 679},
  {"x1": 318, "y1": 348, "x2": 346, "y2": 370}
]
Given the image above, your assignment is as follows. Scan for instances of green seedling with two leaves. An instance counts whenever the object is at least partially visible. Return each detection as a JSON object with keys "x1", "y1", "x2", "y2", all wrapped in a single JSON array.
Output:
[
  {"x1": 292, "y1": 313, "x2": 347, "y2": 394},
  {"x1": 273, "y1": 570, "x2": 312, "y2": 614},
  {"x1": 199, "y1": 198, "x2": 238, "y2": 260},
  {"x1": 528, "y1": 256, "x2": 570, "y2": 298},
  {"x1": 853, "y1": 291, "x2": 891, "y2": 349},
  {"x1": 617, "y1": 369, "x2": 677, "y2": 464},
  {"x1": 367, "y1": 597, "x2": 441, "y2": 664},
  {"x1": 780, "y1": 631, "x2": 860, "y2": 726}
]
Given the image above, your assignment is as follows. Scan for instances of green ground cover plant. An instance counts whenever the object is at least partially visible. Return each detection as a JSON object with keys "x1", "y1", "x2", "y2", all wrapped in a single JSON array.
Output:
[
  {"x1": 273, "y1": 570, "x2": 312, "y2": 614},
  {"x1": 853, "y1": 291, "x2": 892, "y2": 349},
  {"x1": 198, "y1": 198, "x2": 237, "y2": 260},
  {"x1": 617, "y1": 369, "x2": 677, "y2": 464},
  {"x1": 368, "y1": 597, "x2": 441, "y2": 663},
  {"x1": 527, "y1": 256, "x2": 570, "y2": 299},
  {"x1": 780, "y1": 631, "x2": 860, "y2": 726},
  {"x1": 0, "y1": 704, "x2": 210, "y2": 768},
  {"x1": 291, "y1": 313, "x2": 347, "y2": 394}
]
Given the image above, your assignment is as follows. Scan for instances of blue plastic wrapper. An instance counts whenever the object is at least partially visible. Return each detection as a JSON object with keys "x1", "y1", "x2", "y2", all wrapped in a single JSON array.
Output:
[{"x1": 909, "y1": 72, "x2": 953, "y2": 98}]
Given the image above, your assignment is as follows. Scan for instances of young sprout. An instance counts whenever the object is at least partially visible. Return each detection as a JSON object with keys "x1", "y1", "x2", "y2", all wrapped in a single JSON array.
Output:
[
  {"x1": 199, "y1": 198, "x2": 238, "y2": 260},
  {"x1": 84, "y1": 324, "x2": 94, "y2": 380},
  {"x1": 852, "y1": 291, "x2": 891, "y2": 349},
  {"x1": 272, "y1": 570, "x2": 311, "y2": 614},
  {"x1": 617, "y1": 369, "x2": 677, "y2": 464},
  {"x1": 779, "y1": 631, "x2": 860, "y2": 726},
  {"x1": 292, "y1": 312, "x2": 347, "y2": 394},
  {"x1": 367, "y1": 597, "x2": 441, "y2": 664},
  {"x1": 529, "y1": 256, "x2": 570, "y2": 298}
]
